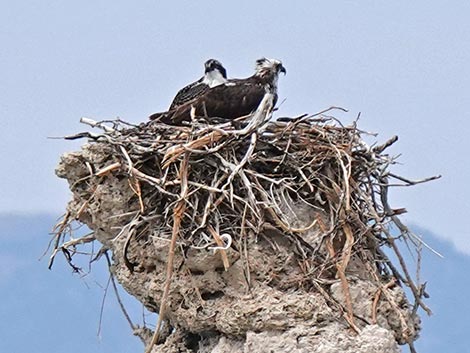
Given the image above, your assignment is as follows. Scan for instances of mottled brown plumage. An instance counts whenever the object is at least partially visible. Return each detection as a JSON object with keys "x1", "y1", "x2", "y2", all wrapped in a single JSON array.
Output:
[{"x1": 149, "y1": 58, "x2": 285, "y2": 125}]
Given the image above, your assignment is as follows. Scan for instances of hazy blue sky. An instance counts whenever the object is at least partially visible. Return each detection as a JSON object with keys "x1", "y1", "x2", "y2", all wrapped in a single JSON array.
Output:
[{"x1": 1, "y1": 1, "x2": 469, "y2": 352}]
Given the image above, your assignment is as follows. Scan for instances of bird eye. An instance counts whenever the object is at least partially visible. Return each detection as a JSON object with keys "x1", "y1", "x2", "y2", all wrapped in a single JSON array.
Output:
[{"x1": 256, "y1": 58, "x2": 266, "y2": 65}]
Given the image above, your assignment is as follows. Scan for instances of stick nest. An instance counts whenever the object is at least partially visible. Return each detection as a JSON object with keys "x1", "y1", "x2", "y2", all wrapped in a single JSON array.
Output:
[{"x1": 51, "y1": 96, "x2": 438, "y2": 351}]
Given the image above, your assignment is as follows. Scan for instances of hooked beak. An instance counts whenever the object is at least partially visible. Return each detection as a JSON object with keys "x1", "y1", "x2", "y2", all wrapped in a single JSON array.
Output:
[{"x1": 279, "y1": 64, "x2": 287, "y2": 75}]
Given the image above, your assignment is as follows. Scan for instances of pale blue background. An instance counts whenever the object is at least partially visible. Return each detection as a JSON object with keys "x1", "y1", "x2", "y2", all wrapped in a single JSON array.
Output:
[{"x1": 1, "y1": 1, "x2": 469, "y2": 352}]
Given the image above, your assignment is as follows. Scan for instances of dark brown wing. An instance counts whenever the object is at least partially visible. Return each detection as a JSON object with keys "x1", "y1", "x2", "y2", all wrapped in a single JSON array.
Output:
[
  {"x1": 168, "y1": 77, "x2": 208, "y2": 110},
  {"x1": 164, "y1": 79, "x2": 276, "y2": 125},
  {"x1": 148, "y1": 110, "x2": 171, "y2": 122},
  {"x1": 200, "y1": 81, "x2": 266, "y2": 118}
]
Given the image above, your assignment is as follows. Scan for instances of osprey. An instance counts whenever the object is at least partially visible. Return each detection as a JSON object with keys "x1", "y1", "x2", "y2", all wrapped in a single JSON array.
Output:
[
  {"x1": 168, "y1": 59, "x2": 227, "y2": 110},
  {"x1": 149, "y1": 58, "x2": 286, "y2": 125}
]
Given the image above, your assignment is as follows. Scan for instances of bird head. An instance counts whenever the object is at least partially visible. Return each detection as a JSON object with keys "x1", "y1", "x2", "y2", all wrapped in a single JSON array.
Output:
[
  {"x1": 204, "y1": 59, "x2": 227, "y2": 79},
  {"x1": 255, "y1": 58, "x2": 286, "y2": 77}
]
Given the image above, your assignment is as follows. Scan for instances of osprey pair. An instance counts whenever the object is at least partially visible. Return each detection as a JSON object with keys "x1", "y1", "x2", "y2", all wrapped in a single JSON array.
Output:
[{"x1": 149, "y1": 58, "x2": 286, "y2": 125}]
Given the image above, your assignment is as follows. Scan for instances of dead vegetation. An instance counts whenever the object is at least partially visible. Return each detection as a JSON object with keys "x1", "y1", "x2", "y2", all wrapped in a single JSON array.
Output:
[{"x1": 50, "y1": 94, "x2": 439, "y2": 353}]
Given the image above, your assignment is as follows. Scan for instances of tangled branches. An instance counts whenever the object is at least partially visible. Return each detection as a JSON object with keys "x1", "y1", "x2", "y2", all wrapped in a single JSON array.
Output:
[{"x1": 51, "y1": 94, "x2": 439, "y2": 352}]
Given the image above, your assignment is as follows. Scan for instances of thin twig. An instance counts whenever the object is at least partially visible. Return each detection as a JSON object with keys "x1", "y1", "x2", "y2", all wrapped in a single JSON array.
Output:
[{"x1": 146, "y1": 153, "x2": 190, "y2": 353}]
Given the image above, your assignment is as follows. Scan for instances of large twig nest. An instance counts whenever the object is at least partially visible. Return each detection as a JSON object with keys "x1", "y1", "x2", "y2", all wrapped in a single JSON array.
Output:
[{"x1": 51, "y1": 96, "x2": 437, "y2": 352}]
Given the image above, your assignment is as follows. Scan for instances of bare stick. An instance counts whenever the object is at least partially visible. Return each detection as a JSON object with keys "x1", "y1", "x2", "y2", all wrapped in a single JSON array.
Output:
[
  {"x1": 80, "y1": 117, "x2": 116, "y2": 133},
  {"x1": 207, "y1": 225, "x2": 231, "y2": 270},
  {"x1": 105, "y1": 252, "x2": 136, "y2": 330},
  {"x1": 146, "y1": 153, "x2": 190, "y2": 353}
]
